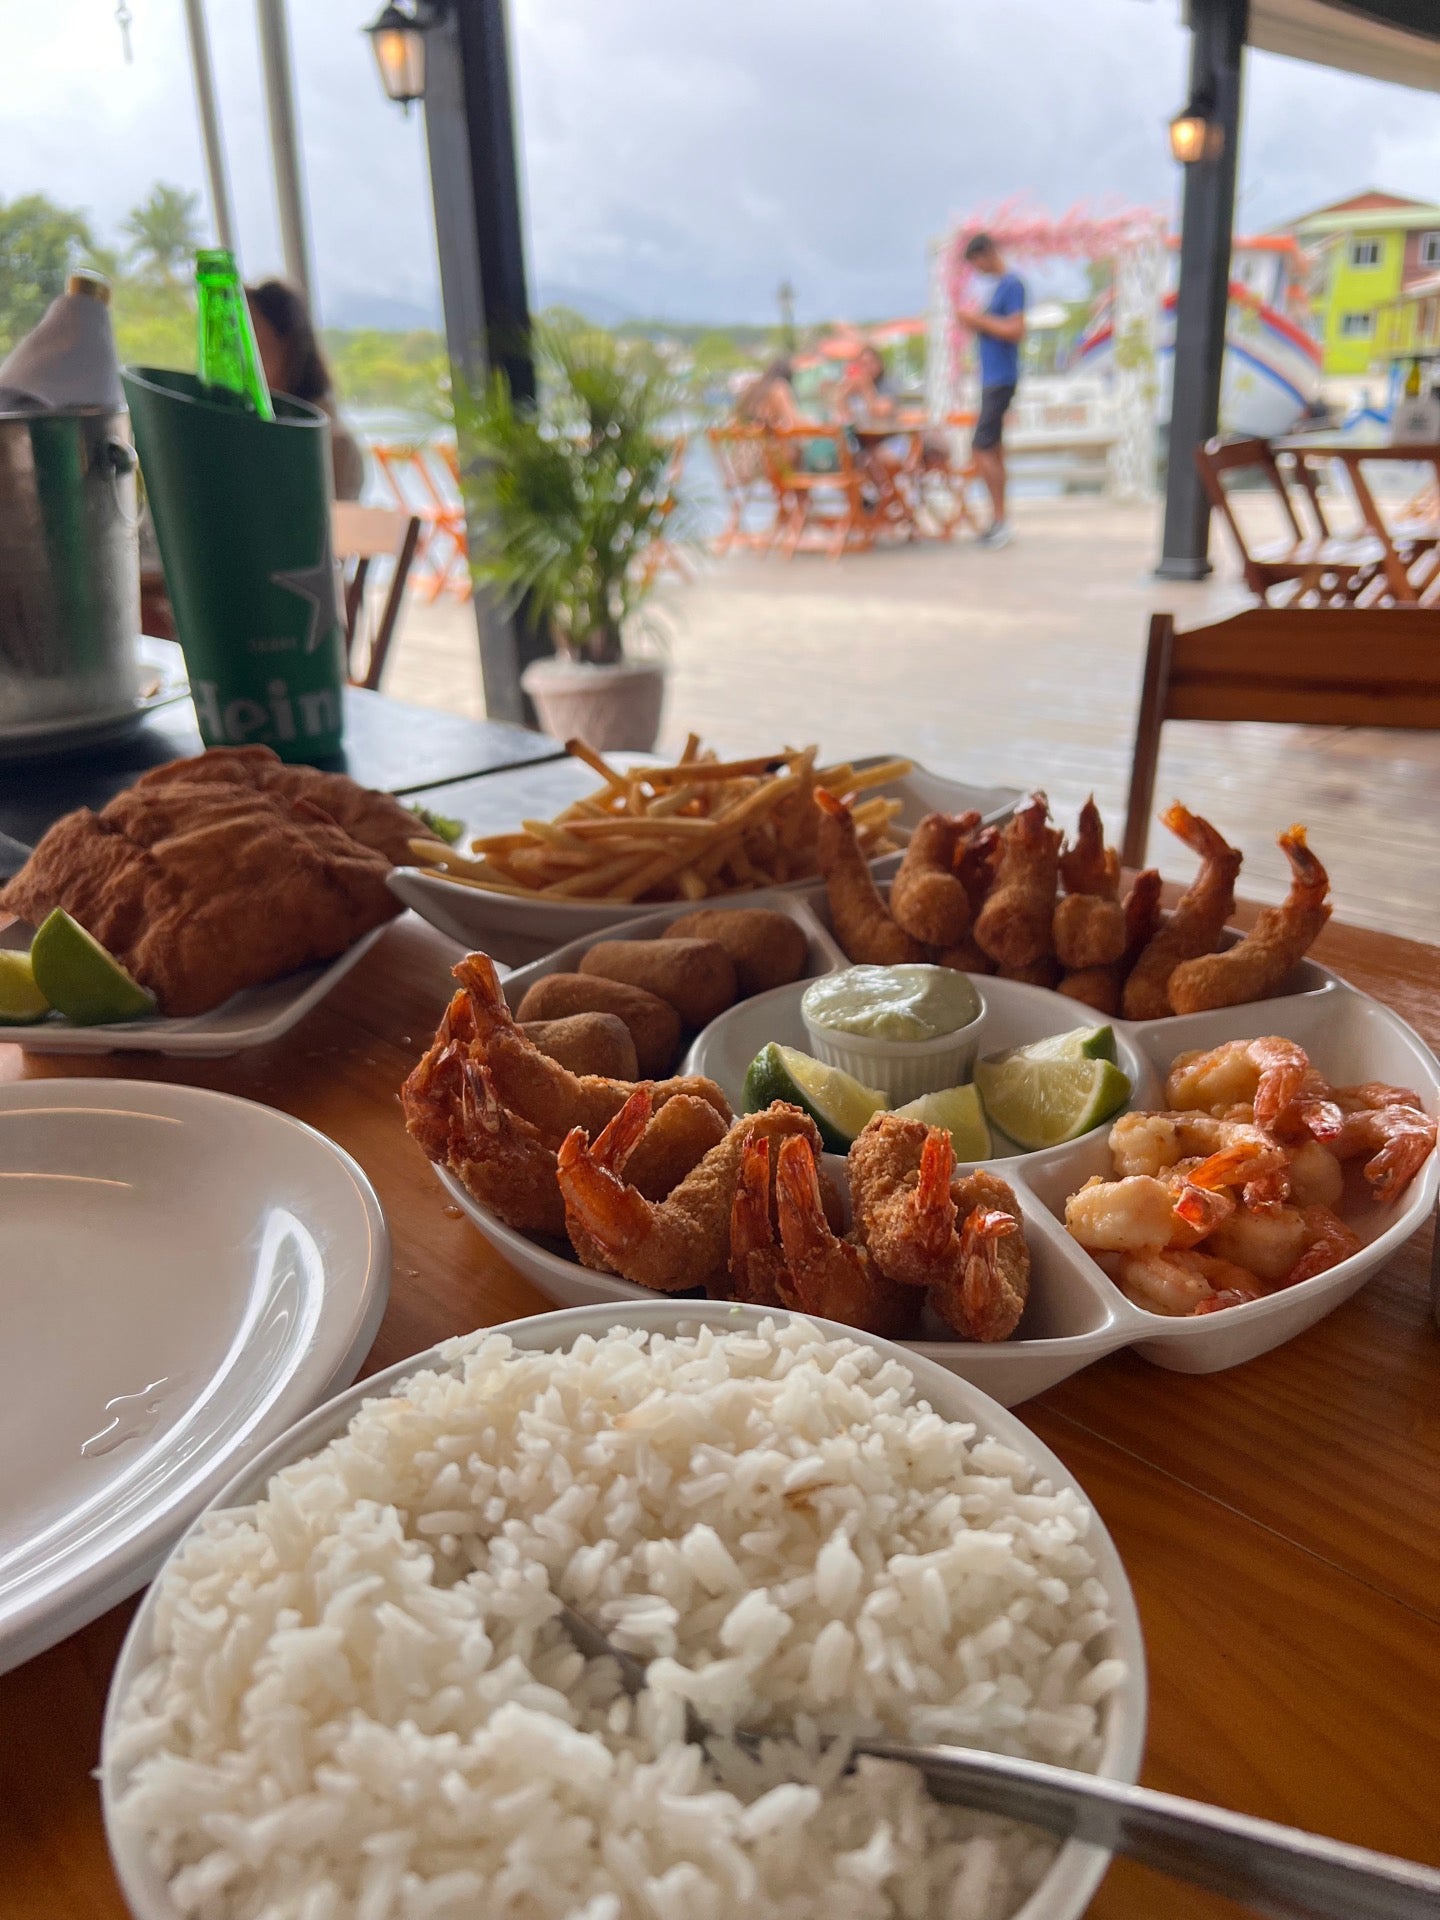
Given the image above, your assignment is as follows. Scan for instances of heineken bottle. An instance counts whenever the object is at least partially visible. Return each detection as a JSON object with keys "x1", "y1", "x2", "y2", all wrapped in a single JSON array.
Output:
[{"x1": 195, "y1": 249, "x2": 275, "y2": 421}]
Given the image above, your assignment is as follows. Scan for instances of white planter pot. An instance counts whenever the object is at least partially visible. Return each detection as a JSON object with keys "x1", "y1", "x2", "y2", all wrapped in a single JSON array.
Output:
[{"x1": 520, "y1": 655, "x2": 667, "y2": 752}]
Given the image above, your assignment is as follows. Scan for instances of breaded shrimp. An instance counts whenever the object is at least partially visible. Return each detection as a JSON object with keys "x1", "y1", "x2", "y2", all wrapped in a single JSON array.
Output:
[
  {"x1": 770, "y1": 1136, "x2": 917, "y2": 1336},
  {"x1": 402, "y1": 1045, "x2": 568, "y2": 1238},
  {"x1": 847, "y1": 1113, "x2": 960, "y2": 1290},
  {"x1": 556, "y1": 1097, "x2": 821, "y2": 1291},
  {"x1": 1058, "y1": 866, "x2": 1162, "y2": 1015},
  {"x1": 814, "y1": 788, "x2": 925, "y2": 965},
  {"x1": 888, "y1": 809, "x2": 980, "y2": 948},
  {"x1": 935, "y1": 1169, "x2": 1030, "y2": 1341},
  {"x1": 1052, "y1": 797, "x2": 1126, "y2": 970},
  {"x1": 454, "y1": 951, "x2": 731, "y2": 1143},
  {"x1": 1122, "y1": 805, "x2": 1242, "y2": 1021},
  {"x1": 957, "y1": 824, "x2": 1002, "y2": 915},
  {"x1": 997, "y1": 954, "x2": 1062, "y2": 988},
  {"x1": 1168, "y1": 826, "x2": 1331, "y2": 1014},
  {"x1": 973, "y1": 793, "x2": 1061, "y2": 970},
  {"x1": 936, "y1": 935, "x2": 996, "y2": 975}
]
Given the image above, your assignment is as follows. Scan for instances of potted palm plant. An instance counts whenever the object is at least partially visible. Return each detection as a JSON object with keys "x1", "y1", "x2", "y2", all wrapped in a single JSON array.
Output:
[{"x1": 457, "y1": 321, "x2": 682, "y2": 751}]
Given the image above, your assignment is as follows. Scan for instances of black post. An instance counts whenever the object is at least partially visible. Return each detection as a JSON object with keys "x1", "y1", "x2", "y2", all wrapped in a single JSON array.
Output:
[
  {"x1": 422, "y1": 0, "x2": 546, "y2": 723},
  {"x1": 1157, "y1": 0, "x2": 1248, "y2": 580}
]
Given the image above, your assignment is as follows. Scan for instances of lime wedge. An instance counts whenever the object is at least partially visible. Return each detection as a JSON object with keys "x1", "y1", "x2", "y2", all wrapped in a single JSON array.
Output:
[
  {"x1": 743, "y1": 1042, "x2": 888, "y2": 1152},
  {"x1": 975, "y1": 1044, "x2": 1130, "y2": 1150},
  {"x1": 0, "y1": 950, "x2": 50, "y2": 1025},
  {"x1": 29, "y1": 909, "x2": 156, "y2": 1024},
  {"x1": 1025, "y1": 1024, "x2": 1117, "y2": 1063},
  {"x1": 892, "y1": 1083, "x2": 991, "y2": 1161}
]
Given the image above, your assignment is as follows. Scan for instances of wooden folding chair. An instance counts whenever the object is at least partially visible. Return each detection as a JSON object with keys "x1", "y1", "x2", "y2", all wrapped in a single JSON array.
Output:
[
  {"x1": 372, "y1": 443, "x2": 470, "y2": 602},
  {"x1": 761, "y1": 424, "x2": 881, "y2": 559},
  {"x1": 636, "y1": 434, "x2": 693, "y2": 588},
  {"x1": 706, "y1": 423, "x2": 774, "y2": 554},
  {"x1": 1196, "y1": 437, "x2": 1387, "y2": 606},
  {"x1": 1122, "y1": 605, "x2": 1440, "y2": 865},
  {"x1": 331, "y1": 500, "x2": 423, "y2": 690}
]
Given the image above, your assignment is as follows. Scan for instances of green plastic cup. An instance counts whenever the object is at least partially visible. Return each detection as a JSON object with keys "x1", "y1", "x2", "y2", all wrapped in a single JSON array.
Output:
[{"x1": 122, "y1": 367, "x2": 345, "y2": 761}]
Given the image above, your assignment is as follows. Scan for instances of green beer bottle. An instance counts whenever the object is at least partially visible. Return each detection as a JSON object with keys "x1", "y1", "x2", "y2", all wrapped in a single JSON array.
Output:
[{"x1": 195, "y1": 249, "x2": 275, "y2": 420}]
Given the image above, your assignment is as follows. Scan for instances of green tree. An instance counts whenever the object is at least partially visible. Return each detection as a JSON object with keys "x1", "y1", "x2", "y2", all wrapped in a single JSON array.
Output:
[
  {"x1": 0, "y1": 192, "x2": 96, "y2": 353},
  {"x1": 123, "y1": 183, "x2": 203, "y2": 283}
]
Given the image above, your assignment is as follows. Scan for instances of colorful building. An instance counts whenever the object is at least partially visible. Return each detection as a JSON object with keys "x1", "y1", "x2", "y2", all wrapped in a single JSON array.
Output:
[{"x1": 1286, "y1": 190, "x2": 1440, "y2": 377}]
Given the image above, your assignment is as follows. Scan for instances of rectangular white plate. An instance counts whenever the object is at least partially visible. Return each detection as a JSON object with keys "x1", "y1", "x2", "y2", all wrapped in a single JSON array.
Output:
[
  {"x1": 388, "y1": 756, "x2": 1022, "y2": 954},
  {"x1": 0, "y1": 923, "x2": 389, "y2": 1058}
]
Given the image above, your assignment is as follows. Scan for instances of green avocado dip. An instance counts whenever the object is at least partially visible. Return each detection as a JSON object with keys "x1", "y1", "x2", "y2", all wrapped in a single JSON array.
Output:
[{"x1": 801, "y1": 964, "x2": 982, "y2": 1043}]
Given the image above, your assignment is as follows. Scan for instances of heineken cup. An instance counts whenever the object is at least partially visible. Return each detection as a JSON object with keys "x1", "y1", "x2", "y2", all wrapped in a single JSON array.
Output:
[{"x1": 122, "y1": 366, "x2": 346, "y2": 761}]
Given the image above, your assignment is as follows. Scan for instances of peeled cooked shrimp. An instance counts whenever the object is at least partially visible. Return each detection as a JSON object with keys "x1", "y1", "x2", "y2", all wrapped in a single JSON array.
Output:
[
  {"x1": 1059, "y1": 866, "x2": 1162, "y2": 1016},
  {"x1": 1300, "y1": 1082, "x2": 1438, "y2": 1204},
  {"x1": 814, "y1": 788, "x2": 925, "y2": 966},
  {"x1": 556, "y1": 1096, "x2": 820, "y2": 1292},
  {"x1": 1053, "y1": 797, "x2": 1126, "y2": 971},
  {"x1": 889, "y1": 809, "x2": 980, "y2": 948},
  {"x1": 1168, "y1": 826, "x2": 1331, "y2": 1014},
  {"x1": 1104, "y1": 1247, "x2": 1264, "y2": 1317},
  {"x1": 1123, "y1": 804, "x2": 1242, "y2": 1021},
  {"x1": 453, "y1": 951, "x2": 731, "y2": 1143},
  {"x1": 1164, "y1": 1035, "x2": 1311, "y2": 1127},
  {"x1": 1064, "y1": 1172, "x2": 1206, "y2": 1252},
  {"x1": 974, "y1": 793, "x2": 1062, "y2": 970}
]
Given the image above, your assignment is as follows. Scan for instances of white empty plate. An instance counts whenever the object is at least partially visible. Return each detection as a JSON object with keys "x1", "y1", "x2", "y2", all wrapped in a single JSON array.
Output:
[{"x1": 0, "y1": 1079, "x2": 390, "y2": 1674}]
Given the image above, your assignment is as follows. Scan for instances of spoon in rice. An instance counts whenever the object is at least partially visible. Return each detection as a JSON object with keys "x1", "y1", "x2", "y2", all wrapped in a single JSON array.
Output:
[{"x1": 557, "y1": 1599, "x2": 1439, "y2": 1920}]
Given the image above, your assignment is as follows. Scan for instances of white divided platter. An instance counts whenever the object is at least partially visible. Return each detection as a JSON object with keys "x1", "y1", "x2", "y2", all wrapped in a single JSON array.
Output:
[
  {"x1": 432, "y1": 890, "x2": 1440, "y2": 1406},
  {"x1": 0, "y1": 922, "x2": 388, "y2": 1058},
  {"x1": 0, "y1": 1079, "x2": 390, "y2": 1673},
  {"x1": 101, "y1": 1300, "x2": 1147, "y2": 1920},
  {"x1": 387, "y1": 755, "x2": 1020, "y2": 948}
]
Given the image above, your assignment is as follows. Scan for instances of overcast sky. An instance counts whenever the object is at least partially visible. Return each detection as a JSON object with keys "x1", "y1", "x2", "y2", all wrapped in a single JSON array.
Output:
[{"x1": 4, "y1": 0, "x2": 1440, "y2": 330}]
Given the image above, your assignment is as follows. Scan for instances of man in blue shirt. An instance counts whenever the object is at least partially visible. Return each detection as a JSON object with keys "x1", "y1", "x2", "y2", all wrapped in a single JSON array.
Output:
[{"x1": 956, "y1": 232, "x2": 1026, "y2": 549}]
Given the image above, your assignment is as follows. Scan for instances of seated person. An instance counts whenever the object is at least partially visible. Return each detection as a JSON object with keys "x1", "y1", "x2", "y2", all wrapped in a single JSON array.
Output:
[{"x1": 245, "y1": 277, "x2": 366, "y2": 501}]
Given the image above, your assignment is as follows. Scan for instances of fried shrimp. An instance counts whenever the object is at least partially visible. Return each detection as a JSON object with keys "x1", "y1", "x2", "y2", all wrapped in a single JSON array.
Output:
[
  {"x1": 936, "y1": 1169, "x2": 1030, "y2": 1341},
  {"x1": 1123, "y1": 805, "x2": 1242, "y2": 1021},
  {"x1": 772, "y1": 1136, "x2": 916, "y2": 1335},
  {"x1": 974, "y1": 793, "x2": 1061, "y2": 970},
  {"x1": 556, "y1": 1097, "x2": 821, "y2": 1291},
  {"x1": 1168, "y1": 826, "x2": 1331, "y2": 1015},
  {"x1": 454, "y1": 952, "x2": 731, "y2": 1143},
  {"x1": 888, "y1": 809, "x2": 980, "y2": 948},
  {"x1": 957, "y1": 824, "x2": 1001, "y2": 914},
  {"x1": 1053, "y1": 797, "x2": 1126, "y2": 971},
  {"x1": 847, "y1": 1113, "x2": 960, "y2": 1290},
  {"x1": 1059, "y1": 866, "x2": 1162, "y2": 1016},
  {"x1": 814, "y1": 788, "x2": 925, "y2": 965},
  {"x1": 402, "y1": 1040, "x2": 569, "y2": 1238}
]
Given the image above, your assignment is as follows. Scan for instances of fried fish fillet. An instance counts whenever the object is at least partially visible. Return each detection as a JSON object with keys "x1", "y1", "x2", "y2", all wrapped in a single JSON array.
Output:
[
  {"x1": 133, "y1": 745, "x2": 439, "y2": 865},
  {"x1": 0, "y1": 780, "x2": 400, "y2": 1015}
]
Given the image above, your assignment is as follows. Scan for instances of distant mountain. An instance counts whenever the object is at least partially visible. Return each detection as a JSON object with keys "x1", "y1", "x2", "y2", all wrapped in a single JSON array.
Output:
[
  {"x1": 325, "y1": 288, "x2": 443, "y2": 332},
  {"x1": 533, "y1": 281, "x2": 634, "y2": 325}
]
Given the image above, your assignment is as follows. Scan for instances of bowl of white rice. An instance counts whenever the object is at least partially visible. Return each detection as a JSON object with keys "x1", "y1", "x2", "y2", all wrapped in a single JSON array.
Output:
[{"x1": 102, "y1": 1303, "x2": 1146, "y2": 1920}]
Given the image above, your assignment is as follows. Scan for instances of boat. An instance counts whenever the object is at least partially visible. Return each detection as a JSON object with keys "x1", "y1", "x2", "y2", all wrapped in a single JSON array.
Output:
[{"x1": 1071, "y1": 235, "x2": 1322, "y2": 440}]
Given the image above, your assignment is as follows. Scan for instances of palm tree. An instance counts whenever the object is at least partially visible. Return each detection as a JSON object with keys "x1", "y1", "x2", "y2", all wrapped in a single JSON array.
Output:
[{"x1": 123, "y1": 184, "x2": 203, "y2": 283}]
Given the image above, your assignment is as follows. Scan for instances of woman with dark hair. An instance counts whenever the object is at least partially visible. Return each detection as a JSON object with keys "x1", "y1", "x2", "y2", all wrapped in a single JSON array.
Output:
[{"x1": 244, "y1": 278, "x2": 366, "y2": 500}]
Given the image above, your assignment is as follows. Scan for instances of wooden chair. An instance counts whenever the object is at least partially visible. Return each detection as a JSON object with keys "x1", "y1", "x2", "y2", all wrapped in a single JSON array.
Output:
[
  {"x1": 706, "y1": 423, "x2": 775, "y2": 554},
  {"x1": 1122, "y1": 605, "x2": 1440, "y2": 866},
  {"x1": 635, "y1": 434, "x2": 693, "y2": 588},
  {"x1": 760, "y1": 424, "x2": 881, "y2": 559},
  {"x1": 331, "y1": 500, "x2": 423, "y2": 691},
  {"x1": 1195, "y1": 436, "x2": 1388, "y2": 606},
  {"x1": 372, "y1": 442, "x2": 469, "y2": 602}
]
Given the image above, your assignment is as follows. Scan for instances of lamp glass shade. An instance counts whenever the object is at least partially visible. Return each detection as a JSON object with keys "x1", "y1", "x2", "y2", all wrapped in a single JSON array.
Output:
[
  {"x1": 1169, "y1": 110, "x2": 1223, "y2": 165},
  {"x1": 370, "y1": 23, "x2": 426, "y2": 103}
]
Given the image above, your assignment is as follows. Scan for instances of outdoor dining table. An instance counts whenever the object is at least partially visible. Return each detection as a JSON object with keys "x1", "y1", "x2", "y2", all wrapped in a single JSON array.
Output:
[
  {"x1": 1276, "y1": 433, "x2": 1440, "y2": 603},
  {"x1": 0, "y1": 801, "x2": 1437, "y2": 1915}
]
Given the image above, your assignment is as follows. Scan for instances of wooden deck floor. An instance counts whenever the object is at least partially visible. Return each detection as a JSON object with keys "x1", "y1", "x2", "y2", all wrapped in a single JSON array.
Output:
[{"x1": 385, "y1": 497, "x2": 1440, "y2": 946}]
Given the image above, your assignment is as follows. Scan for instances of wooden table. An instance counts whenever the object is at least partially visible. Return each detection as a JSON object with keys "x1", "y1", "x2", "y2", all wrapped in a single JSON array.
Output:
[
  {"x1": 1276, "y1": 435, "x2": 1440, "y2": 603},
  {"x1": 1, "y1": 904, "x2": 1437, "y2": 1919}
]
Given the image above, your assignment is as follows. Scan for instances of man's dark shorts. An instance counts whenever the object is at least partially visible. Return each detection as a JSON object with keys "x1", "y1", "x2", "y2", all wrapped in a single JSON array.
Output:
[{"x1": 973, "y1": 382, "x2": 1016, "y2": 452}]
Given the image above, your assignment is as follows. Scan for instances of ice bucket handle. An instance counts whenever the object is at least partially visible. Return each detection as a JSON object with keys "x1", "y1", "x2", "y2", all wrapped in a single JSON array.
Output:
[{"x1": 99, "y1": 437, "x2": 139, "y2": 530}]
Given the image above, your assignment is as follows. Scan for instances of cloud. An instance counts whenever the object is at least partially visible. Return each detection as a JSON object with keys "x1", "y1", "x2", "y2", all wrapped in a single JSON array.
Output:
[{"x1": 3, "y1": 0, "x2": 1439, "y2": 329}]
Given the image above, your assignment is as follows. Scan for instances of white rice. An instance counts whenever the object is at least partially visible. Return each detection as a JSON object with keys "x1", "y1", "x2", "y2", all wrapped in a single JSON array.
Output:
[{"x1": 111, "y1": 1319, "x2": 1126, "y2": 1920}]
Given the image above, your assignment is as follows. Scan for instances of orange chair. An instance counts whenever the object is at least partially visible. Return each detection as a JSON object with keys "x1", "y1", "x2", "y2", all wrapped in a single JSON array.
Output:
[
  {"x1": 371, "y1": 443, "x2": 470, "y2": 602},
  {"x1": 636, "y1": 434, "x2": 693, "y2": 588},
  {"x1": 761, "y1": 425, "x2": 881, "y2": 559},
  {"x1": 707, "y1": 423, "x2": 776, "y2": 554}
]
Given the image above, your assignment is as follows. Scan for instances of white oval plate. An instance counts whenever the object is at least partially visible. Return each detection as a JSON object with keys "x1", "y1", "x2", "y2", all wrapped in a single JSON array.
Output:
[
  {"x1": 388, "y1": 757, "x2": 1021, "y2": 948},
  {"x1": 101, "y1": 1299, "x2": 1147, "y2": 1920},
  {"x1": 0, "y1": 1078, "x2": 390, "y2": 1674},
  {"x1": 436, "y1": 903, "x2": 1439, "y2": 1405},
  {"x1": 0, "y1": 923, "x2": 389, "y2": 1058}
]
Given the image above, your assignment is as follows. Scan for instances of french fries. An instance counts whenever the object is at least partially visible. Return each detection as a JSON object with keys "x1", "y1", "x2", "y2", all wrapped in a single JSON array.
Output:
[{"x1": 409, "y1": 739, "x2": 910, "y2": 905}]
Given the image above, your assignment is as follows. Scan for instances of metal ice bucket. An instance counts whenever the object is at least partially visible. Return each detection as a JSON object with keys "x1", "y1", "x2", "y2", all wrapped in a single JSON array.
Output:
[{"x1": 0, "y1": 406, "x2": 142, "y2": 732}]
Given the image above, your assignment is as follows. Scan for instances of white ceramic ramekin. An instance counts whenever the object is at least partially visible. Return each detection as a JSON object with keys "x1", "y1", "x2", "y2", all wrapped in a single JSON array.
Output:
[{"x1": 802, "y1": 991, "x2": 986, "y2": 1101}]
